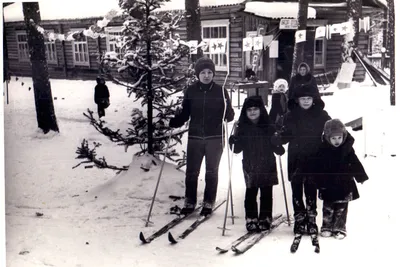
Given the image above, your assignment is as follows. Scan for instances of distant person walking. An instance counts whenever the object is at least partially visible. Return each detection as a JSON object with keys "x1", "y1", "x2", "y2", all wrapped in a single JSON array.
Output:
[
  {"x1": 288, "y1": 62, "x2": 318, "y2": 101},
  {"x1": 94, "y1": 76, "x2": 110, "y2": 118}
]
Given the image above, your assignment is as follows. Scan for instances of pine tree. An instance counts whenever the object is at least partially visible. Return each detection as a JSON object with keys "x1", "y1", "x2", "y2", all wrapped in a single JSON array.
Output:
[
  {"x1": 291, "y1": 0, "x2": 309, "y2": 77},
  {"x1": 22, "y1": 2, "x2": 59, "y2": 134},
  {"x1": 387, "y1": 0, "x2": 395, "y2": 105},
  {"x1": 75, "y1": 0, "x2": 194, "y2": 171}
]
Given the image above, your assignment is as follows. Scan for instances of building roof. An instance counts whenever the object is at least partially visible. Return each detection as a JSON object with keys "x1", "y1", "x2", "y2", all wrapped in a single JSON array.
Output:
[
  {"x1": 244, "y1": 2, "x2": 316, "y2": 19},
  {"x1": 3, "y1": 0, "x2": 247, "y2": 22}
]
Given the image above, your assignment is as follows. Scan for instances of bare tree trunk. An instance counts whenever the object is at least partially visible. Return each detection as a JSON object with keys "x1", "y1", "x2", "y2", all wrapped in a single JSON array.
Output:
[
  {"x1": 23, "y1": 2, "x2": 59, "y2": 133},
  {"x1": 388, "y1": 0, "x2": 395, "y2": 105},
  {"x1": 291, "y1": 0, "x2": 309, "y2": 77},
  {"x1": 185, "y1": 0, "x2": 203, "y2": 62}
]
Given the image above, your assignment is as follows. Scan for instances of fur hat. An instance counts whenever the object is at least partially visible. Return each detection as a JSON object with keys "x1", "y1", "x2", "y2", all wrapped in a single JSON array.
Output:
[
  {"x1": 273, "y1": 79, "x2": 288, "y2": 94},
  {"x1": 243, "y1": 95, "x2": 265, "y2": 109},
  {"x1": 194, "y1": 57, "x2": 215, "y2": 78},
  {"x1": 323, "y1": 119, "x2": 348, "y2": 143},
  {"x1": 293, "y1": 83, "x2": 319, "y2": 99}
]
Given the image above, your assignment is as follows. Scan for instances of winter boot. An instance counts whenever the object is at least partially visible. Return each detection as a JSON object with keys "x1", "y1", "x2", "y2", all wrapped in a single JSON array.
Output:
[
  {"x1": 180, "y1": 202, "x2": 195, "y2": 216},
  {"x1": 320, "y1": 230, "x2": 332, "y2": 237},
  {"x1": 200, "y1": 202, "x2": 213, "y2": 217},
  {"x1": 246, "y1": 218, "x2": 259, "y2": 232},
  {"x1": 307, "y1": 217, "x2": 318, "y2": 235},
  {"x1": 293, "y1": 220, "x2": 307, "y2": 235},
  {"x1": 334, "y1": 232, "x2": 346, "y2": 240},
  {"x1": 258, "y1": 216, "x2": 272, "y2": 231}
]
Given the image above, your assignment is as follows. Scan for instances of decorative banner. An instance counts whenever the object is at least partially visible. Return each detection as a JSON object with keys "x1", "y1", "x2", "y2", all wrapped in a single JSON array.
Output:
[
  {"x1": 253, "y1": 36, "x2": 263, "y2": 50},
  {"x1": 315, "y1": 26, "x2": 326, "y2": 39},
  {"x1": 199, "y1": 40, "x2": 209, "y2": 52},
  {"x1": 326, "y1": 24, "x2": 331, "y2": 39},
  {"x1": 187, "y1": 40, "x2": 198, "y2": 54},
  {"x1": 209, "y1": 39, "x2": 219, "y2": 54},
  {"x1": 263, "y1": 35, "x2": 274, "y2": 49},
  {"x1": 340, "y1": 21, "x2": 352, "y2": 35},
  {"x1": 279, "y1": 19, "x2": 298, "y2": 30},
  {"x1": 269, "y1": 40, "x2": 279, "y2": 58},
  {"x1": 217, "y1": 39, "x2": 227, "y2": 53},
  {"x1": 330, "y1": 24, "x2": 342, "y2": 34},
  {"x1": 242, "y1": 37, "x2": 253, "y2": 52},
  {"x1": 295, "y1": 30, "x2": 306, "y2": 43}
]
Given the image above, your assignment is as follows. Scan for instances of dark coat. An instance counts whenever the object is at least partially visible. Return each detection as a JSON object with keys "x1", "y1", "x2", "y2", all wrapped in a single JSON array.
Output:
[
  {"x1": 307, "y1": 133, "x2": 369, "y2": 202},
  {"x1": 94, "y1": 78, "x2": 110, "y2": 108},
  {"x1": 269, "y1": 92, "x2": 288, "y2": 129},
  {"x1": 280, "y1": 99, "x2": 331, "y2": 183},
  {"x1": 229, "y1": 96, "x2": 284, "y2": 188},
  {"x1": 288, "y1": 73, "x2": 318, "y2": 99},
  {"x1": 170, "y1": 81, "x2": 234, "y2": 139}
]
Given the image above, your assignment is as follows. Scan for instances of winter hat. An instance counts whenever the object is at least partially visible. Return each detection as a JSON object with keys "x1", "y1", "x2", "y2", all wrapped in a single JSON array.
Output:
[
  {"x1": 194, "y1": 57, "x2": 215, "y2": 78},
  {"x1": 293, "y1": 83, "x2": 319, "y2": 99},
  {"x1": 243, "y1": 95, "x2": 265, "y2": 109},
  {"x1": 297, "y1": 62, "x2": 310, "y2": 74},
  {"x1": 273, "y1": 79, "x2": 288, "y2": 94},
  {"x1": 323, "y1": 119, "x2": 348, "y2": 143}
]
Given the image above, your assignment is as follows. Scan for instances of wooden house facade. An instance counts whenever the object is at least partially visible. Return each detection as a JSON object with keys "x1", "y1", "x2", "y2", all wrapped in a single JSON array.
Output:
[{"x1": 4, "y1": 1, "x2": 385, "y2": 87}]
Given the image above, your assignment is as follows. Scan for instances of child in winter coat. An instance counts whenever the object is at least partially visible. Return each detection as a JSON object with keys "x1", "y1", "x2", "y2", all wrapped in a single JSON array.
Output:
[
  {"x1": 94, "y1": 76, "x2": 110, "y2": 118},
  {"x1": 269, "y1": 79, "x2": 289, "y2": 129},
  {"x1": 271, "y1": 84, "x2": 331, "y2": 236},
  {"x1": 309, "y1": 119, "x2": 369, "y2": 239},
  {"x1": 169, "y1": 57, "x2": 235, "y2": 217},
  {"x1": 229, "y1": 96, "x2": 285, "y2": 232}
]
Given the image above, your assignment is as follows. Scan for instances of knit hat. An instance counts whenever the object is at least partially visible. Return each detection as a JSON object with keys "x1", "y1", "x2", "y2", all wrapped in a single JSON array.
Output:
[
  {"x1": 293, "y1": 83, "x2": 319, "y2": 99},
  {"x1": 273, "y1": 79, "x2": 288, "y2": 94},
  {"x1": 194, "y1": 57, "x2": 215, "y2": 78},
  {"x1": 323, "y1": 119, "x2": 348, "y2": 143}
]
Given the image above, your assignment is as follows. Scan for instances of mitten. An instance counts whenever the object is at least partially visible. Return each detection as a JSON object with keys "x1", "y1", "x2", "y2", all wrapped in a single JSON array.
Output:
[{"x1": 270, "y1": 133, "x2": 282, "y2": 146}]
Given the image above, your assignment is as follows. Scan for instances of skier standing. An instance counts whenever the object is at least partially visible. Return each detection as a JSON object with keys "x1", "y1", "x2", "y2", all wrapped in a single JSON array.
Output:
[
  {"x1": 169, "y1": 57, "x2": 235, "y2": 216},
  {"x1": 271, "y1": 84, "x2": 331, "y2": 236}
]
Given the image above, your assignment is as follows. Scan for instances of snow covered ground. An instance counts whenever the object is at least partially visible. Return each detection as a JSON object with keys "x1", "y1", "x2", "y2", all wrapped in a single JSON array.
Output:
[{"x1": 2, "y1": 76, "x2": 399, "y2": 267}]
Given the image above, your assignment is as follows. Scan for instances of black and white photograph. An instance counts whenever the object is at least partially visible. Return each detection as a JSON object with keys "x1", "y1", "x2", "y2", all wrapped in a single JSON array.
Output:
[{"x1": 1, "y1": 0, "x2": 398, "y2": 266}]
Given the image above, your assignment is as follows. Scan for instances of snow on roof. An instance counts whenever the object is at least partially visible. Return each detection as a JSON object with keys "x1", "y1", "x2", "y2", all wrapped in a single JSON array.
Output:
[
  {"x1": 244, "y1": 2, "x2": 317, "y2": 19},
  {"x1": 3, "y1": 0, "x2": 246, "y2": 22}
]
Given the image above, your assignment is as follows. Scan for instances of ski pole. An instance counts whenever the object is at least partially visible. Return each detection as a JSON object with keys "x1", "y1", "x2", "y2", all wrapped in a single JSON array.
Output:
[
  {"x1": 145, "y1": 130, "x2": 173, "y2": 227},
  {"x1": 278, "y1": 154, "x2": 291, "y2": 226}
]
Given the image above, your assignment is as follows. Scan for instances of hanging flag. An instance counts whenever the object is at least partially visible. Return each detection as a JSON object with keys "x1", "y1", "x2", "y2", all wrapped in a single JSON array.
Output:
[
  {"x1": 269, "y1": 40, "x2": 279, "y2": 58},
  {"x1": 263, "y1": 35, "x2": 274, "y2": 49},
  {"x1": 340, "y1": 21, "x2": 352, "y2": 35},
  {"x1": 242, "y1": 37, "x2": 253, "y2": 52},
  {"x1": 217, "y1": 39, "x2": 227, "y2": 53},
  {"x1": 253, "y1": 36, "x2": 263, "y2": 50},
  {"x1": 188, "y1": 40, "x2": 198, "y2": 54},
  {"x1": 359, "y1": 18, "x2": 365, "y2": 32},
  {"x1": 295, "y1": 30, "x2": 306, "y2": 43},
  {"x1": 330, "y1": 23, "x2": 342, "y2": 34},
  {"x1": 199, "y1": 40, "x2": 209, "y2": 52},
  {"x1": 325, "y1": 24, "x2": 331, "y2": 39},
  {"x1": 364, "y1": 16, "x2": 370, "y2": 32},
  {"x1": 209, "y1": 39, "x2": 219, "y2": 54},
  {"x1": 315, "y1": 26, "x2": 326, "y2": 39}
]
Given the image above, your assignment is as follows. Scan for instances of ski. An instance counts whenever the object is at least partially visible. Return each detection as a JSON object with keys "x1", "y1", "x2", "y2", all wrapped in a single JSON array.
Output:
[
  {"x1": 290, "y1": 234, "x2": 303, "y2": 253},
  {"x1": 231, "y1": 216, "x2": 286, "y2": 254},
  {"x1": 216, "y1": 214, "x2": 283, "y2": 253},
  {"x1": 168, "y1": 200, "x2": 226, "y2": 244},
  {"x1": 311, "y1": 233, "x2": 320, "y2": 253},
  {"x1": 139, "y1": 206, "x2": 201, "y2": 244}
]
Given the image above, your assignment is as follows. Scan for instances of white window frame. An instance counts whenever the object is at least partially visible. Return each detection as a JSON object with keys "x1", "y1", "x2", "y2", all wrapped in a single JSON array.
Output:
[
  {"x1": 71, "y1": 28, "x2": 90, "y2": 66},
  {"x1": 105, "y1": 26, "x2": 123, "y2": 57},
  {"x1": 314, "y1": 36, "x2": 327, "y2": 68},
  {"x1": 16, "y1": 31, "x2": 30, "y2": 62},
  {"x1": 245, "y1": 31, "x2": 263, "y2": 71},
  {"x1": 201, "y1": 19, "x2": 229, "y2": 72},
  {"x1": 44, "y1": 29, "x2": 58, "y2": 64}
]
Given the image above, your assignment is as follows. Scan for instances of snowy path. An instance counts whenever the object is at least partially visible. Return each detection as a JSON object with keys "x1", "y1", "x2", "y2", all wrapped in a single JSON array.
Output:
[{"x1": 4, "y1": 77, "x2": 399, "y2": 267}]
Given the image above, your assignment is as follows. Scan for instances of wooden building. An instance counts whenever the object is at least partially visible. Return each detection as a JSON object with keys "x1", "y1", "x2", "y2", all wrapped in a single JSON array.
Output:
[{"x1": 4, "y1": 0, "x2": 385, "y2": 87}]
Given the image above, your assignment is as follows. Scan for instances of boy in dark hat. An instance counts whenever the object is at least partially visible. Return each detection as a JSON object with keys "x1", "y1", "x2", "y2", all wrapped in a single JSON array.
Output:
[
  {"x1": 308, "y1": 119, "x2": 369, "y2": 239},
  {"x1": 169, "y1": 57, "x2": 235, "y2": 217},
  {"x1": 271, "y1": 84, "x2": 331, "y2": 236},
  {"x1": 229, "y1": 96, "x2": 284, "y2": 232}
]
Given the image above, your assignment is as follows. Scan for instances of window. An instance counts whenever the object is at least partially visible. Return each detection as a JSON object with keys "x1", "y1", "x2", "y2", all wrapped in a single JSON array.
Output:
[
  {"x1": 105, "y1": 27, "x2": 123, "y2": 58},
  {"x1": 44, "y1": 30, "x2": 57, "y2": 64},
  {"x1": 71, "y1": 28, "x2": 90, "y2": 66},
  {"x1": 201, "y1": 19, "x2": 229, "y2": 71},
  {"x1": 16, "y1": 32, "x2": 29, "y2": 61},
  {"x1": 314, "y1": 37, "x2": 326, "y2": 68}
]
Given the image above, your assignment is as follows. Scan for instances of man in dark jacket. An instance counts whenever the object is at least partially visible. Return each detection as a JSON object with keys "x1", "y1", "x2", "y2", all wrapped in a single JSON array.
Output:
[
  {"x1": 169, "y1": 57, "x2": 235, "y2": 216},
  {"x1": 94, "y1": 76, "x2": 110, "y2": 118}
]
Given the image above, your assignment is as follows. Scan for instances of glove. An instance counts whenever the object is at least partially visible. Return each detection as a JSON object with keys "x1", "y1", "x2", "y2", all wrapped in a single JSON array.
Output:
[
  {"x1": 169, "y1": 118, "x2": 181, "y2": 128},
  {"x1": 229, "y1": 135, "x2": 240, "y2": 146},
  {"x1": 270, "y1": 132, "x2": 282, "y2": 146}
]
